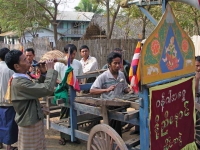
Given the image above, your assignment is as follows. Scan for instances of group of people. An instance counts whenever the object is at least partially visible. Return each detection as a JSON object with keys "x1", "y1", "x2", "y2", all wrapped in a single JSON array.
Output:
[
  {"x1": 0, "y1": 44, "x2": 131, "y2": 150},
  {"x1": 1, "y1": 42, "x2": 200, "y2": 150}
]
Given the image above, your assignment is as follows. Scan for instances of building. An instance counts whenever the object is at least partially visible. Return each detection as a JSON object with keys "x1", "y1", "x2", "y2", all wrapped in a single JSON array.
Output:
[
  {"x1": 0, "y1": 27, "x2": 63, "y2": 47},
  {"x1": 0, "y1": 11, "x2": 94, "y2": 47},
  {"x1": 50, "y1": 11, "x2": 94, "y2": 41}
]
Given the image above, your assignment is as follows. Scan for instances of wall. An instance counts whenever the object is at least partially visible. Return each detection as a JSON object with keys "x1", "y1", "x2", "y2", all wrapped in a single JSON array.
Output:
[
  {"x1": 0, "y1": 38, "x2": 137, "y2": 69},
  {"x1": 56, "y1": 39, "x2": 137, "y2": 69}
]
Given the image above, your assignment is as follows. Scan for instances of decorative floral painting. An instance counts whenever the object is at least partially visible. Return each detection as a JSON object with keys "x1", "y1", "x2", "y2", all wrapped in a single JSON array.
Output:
[{"x1": 141, "y1": 4, "x2": 195, "y2": 84}]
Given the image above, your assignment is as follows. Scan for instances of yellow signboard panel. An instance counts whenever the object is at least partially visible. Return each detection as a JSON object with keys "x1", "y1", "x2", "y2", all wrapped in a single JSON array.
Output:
[{"x1": 140, "y1": 4, "x2": 195, "y2": 85}]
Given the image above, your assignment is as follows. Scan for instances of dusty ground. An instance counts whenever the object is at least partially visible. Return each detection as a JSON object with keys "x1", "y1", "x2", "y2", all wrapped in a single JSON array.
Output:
[
  {"x1": 1, "y1": 127, "x2": 87, "y2": 150},
  {"x1": 1, "y1": 124, "x2": 136, "y2": 150},
  {"x1": 1, "y1": 108, "x2": 136, "y2": 150}
]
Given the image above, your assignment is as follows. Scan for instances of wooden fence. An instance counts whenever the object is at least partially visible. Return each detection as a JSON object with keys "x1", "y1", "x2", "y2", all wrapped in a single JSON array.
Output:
[
  {"x1": 0, "y1": 38, "x2": 137, "y2": 69},
  {"x1": 57, "y1": 39, "x2": 137, "y2": 68}
]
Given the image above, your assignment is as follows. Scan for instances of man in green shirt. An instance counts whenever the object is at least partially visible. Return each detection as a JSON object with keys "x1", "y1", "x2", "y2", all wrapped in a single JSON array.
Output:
[{"x1": 5, "y1": 50, "x2": 58, "y2": 150}]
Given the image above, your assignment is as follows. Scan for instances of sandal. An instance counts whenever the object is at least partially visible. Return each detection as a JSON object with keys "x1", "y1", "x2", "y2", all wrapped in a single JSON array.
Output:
[
  {"x1": 65, "y1": 139, "x2": 81, "y2": 144},
  {"x1": 59, "y1": 138, "x2": 81, "y2": 145},
  {"x1": 58, "y1": 138, "x2": 67, "y2": 145},
  {"x1": 0, "y1": 143, "x2": 2, "y2": 149}
]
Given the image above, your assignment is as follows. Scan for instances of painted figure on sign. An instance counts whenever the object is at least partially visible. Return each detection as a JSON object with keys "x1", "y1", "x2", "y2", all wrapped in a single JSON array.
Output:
[{"x1": 162, "y1": 36, "x2": 179, "y2": 70}]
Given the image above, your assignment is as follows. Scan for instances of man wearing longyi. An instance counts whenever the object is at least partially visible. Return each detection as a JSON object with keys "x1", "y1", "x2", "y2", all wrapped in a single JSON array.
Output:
[
  {"x1": 90, "y1": 52, "x2": 131, "y2": 136},
  {"x1": 5, "y1": 50, "x2": 58, "y2": 150}
]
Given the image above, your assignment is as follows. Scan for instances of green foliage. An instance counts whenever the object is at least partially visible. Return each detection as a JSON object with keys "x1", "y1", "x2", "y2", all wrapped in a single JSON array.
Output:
[
  {"x1": 170, "y1": 2, "x2": 200, "y2": 35},
  {"x1": 74, "y1": 0, "x2": 104, "y2": 14},
  {"x1": 0, "y1": 0, "x2": 49, "y2": 37}
]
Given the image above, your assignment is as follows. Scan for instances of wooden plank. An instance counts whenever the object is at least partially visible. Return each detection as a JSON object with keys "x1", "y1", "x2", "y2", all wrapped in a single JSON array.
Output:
[
  {"x1": 125, "y1": 134, "x2": 140, "y2": 148},
  {"x1": 73, "y1": 102, "x2": 101, "y2": 116},
  {"x1": 101, "y1": 105, "x2": 109, "y2": 124},
  {"x1": 129, "y1": 102, "x2": 140, "y2": 110},
  {"x1": 108, "y1": 110, "x2": 139, "y2": 125},
  {"x1": 124, "y1": 110, "x2": 139, "y2": 121},
  {"x1": 75, "y1": 97, "x2": 130, "y2": 107},
  {"x1": 44, "y1": 119, "x2": 89, "y2": 141}
]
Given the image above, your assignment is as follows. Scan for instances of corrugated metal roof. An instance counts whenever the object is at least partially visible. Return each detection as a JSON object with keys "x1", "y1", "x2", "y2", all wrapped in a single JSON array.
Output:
[
  {"x1": 57, "y1": 11, "x2": 94, "y2": 21},
  {"x1": 0, "y1": 31, "x2": 17, "y2": 37},
  {"x1": 0, "y1": 27, "x2": 64, "y2": 37}
]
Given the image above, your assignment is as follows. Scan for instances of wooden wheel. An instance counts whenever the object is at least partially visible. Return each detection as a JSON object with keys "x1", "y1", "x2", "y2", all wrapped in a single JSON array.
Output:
[
  {"x1": 195, "y1": 102, "x2": 200, "y2": 148},
  {"x1": 87, "y1": 124, "x2": 128, "y2": 150}
]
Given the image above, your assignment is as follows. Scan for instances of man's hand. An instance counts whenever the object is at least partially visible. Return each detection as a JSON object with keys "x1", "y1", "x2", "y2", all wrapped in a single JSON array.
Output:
[
  {"x1": 196, "y1": 71, "x2": 200, "y2": 80},
  {"x1": 45, "y1": 59, "x2": 54, "y2": 70},
  {"x1": 29, "y1": 66, "x2": 33, "y2": 73},
  {"x1": 38, "y1": 59, "x2": 54, "y2": 74},
  {"x1": 106, "y1": 85, "x2": 116, "y2": 92}
]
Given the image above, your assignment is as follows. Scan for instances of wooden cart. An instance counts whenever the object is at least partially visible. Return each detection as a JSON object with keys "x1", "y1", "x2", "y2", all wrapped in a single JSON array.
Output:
[{"x1": 43, "y1": 1, "x2": 199, "y2": 149}]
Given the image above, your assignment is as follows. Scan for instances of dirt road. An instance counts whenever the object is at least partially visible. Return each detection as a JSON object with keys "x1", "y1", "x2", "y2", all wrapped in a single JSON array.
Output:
[{"x1": 1, "y1": 128, "x2": 87, "y2": 150}]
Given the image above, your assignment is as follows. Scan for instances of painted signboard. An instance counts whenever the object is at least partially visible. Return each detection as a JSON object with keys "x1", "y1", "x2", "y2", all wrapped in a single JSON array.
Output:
[
  {"x1": 149, "y1": 77, "x2": 196, "y2": 150},
  {"x1": 140, "y1": 4, "x2": 195, "y2": 84}
]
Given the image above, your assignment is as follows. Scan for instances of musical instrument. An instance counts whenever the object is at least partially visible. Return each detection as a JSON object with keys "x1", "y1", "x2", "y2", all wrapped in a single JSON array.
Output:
[{"x1": 32, "y1": 50, "x2": 67, "y2": 67}]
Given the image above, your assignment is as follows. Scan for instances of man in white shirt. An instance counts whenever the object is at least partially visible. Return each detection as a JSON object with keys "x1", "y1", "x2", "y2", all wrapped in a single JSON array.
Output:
[
  {"x1": 54, "y1": 44, "x2": 83, "y2": 82},
  {"x1": 79, "y1": 45, "x2": 98, "y2": 74},
  {"x1": 54, "y1": 44, "x2": 82, "y2": 145}
]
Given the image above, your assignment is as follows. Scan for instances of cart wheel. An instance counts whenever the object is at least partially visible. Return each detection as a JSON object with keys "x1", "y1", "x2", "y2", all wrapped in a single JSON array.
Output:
[
  {"x1": 196, "y1": 108, "x2": 200, "y2": 148},
  {"x1": 87, "y1": 124, "x2": 128, "y2": 150}
]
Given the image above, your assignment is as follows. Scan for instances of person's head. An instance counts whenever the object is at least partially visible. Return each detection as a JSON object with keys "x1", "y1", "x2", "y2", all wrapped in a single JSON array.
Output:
[
  {"x1": 113, "y1": 48, "x2": 123, "y2": 55},
  {"x1": 80, "y1": 45, "x2": 89, "y2": 59},
  {"x1": 64, "y1": 44, "x2": 77, "y2": 62},
  {"x1": 25, "y1": 48, "x2": 35, "y2": 63},
  {"x1": 195, "y1": 56, "x2": 200, "y2": 72},
  {"x1": 0, "y1": 47, "x2": 10, "y2": 61},
  {"x1": 5, "y1": 50, "x2": 30, "y2": 73},
  {"x1": 107, "y1": 52, "x2": 122, "y2": 74},
  {"x1": 170, "y1": 36, "x2": 174, "y2": 44}
]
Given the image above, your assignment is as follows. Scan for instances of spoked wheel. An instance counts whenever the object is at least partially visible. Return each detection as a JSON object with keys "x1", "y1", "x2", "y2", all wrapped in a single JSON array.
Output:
[
  {"x1": 195, "y1": 101, "x2": 200, "y2": 148},
  {"x1": 87, "y1": 124, "x2": 128, "y2": 150}
]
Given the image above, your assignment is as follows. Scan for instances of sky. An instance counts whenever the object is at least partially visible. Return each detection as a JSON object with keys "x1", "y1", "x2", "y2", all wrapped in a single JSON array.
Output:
[{"x1": 58, "y1": 0, "x2": 81, "y2": 11}]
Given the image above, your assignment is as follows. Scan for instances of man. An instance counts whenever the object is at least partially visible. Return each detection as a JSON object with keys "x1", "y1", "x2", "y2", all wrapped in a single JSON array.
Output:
[
  {"x1": 0, "y1": 48, "x2": 18, "y2": 150},
  {"x1": 25, "y1": 48, "x2": 38, "y2": 78},
  {"x1": 79, "y1": 45, "x2": 98, "y2": 73},
  {"x1": 195, "y1": 56, "x2": 200, "y2": 148},
  {"x1": 54, "y1": 44, "x2": 83, "y2": 83},
  {"x1": 102, "y1": 48, "x2": 130, "y2": 84},
  {"x1": 90, "y1": 52, "x2": 131, "y2": 136},
  {"x1": 54, "y1": 44, "x2": 82, "y2": 145},
  {"x1": 5, "y1": 50, "x2": 58, "y2": 150},
  {"x1": 196, "y1": 56, "x2": 200, "y2": 102}
]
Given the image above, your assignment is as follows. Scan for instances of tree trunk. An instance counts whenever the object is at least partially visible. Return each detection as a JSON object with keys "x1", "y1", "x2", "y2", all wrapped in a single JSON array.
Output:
[
  {"x1": 108, "y1": 4, "x2": 120, "y2": 39},
  {"x1": 106, "y1": 0, "x2": 110, "y2": 39},
  {"x1": 142, "y1": 18, "x2": 147, "y2": 39},
  {"x1": 53, "y1": 1, "x2": 58, "y2": 48},
  {"x1": 194, "y1": 18, "x2": 200, "y2": 35}
]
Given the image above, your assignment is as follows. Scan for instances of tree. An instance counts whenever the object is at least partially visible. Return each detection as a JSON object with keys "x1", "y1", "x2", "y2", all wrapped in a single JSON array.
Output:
[
  {"x1": 170, "y1": 2, "x2": 200, "y2": 36},
  {"x1": 74, "y1": 0, "x2": 104, "y2": 14},
  {"x1": 94, "y1": 0, "x2": 121, "y2": 39},
  {"x1": 33, "y1": 0, "x2": 61, "y2": 46},
  {"x1": 119, "y1": 4, "x2": 162, "y2": 39},
  {"x1": 0, "y1": 0, "x2": 49, "y2": 41}
]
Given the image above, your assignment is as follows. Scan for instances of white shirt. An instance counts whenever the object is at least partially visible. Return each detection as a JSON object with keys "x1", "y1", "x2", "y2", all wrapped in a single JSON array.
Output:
[
  {"x1": 0, "y1": 61, "x2": 14, "y2": 105},
  {"x1": 80, "y1": 56, "x2": 98, "y2": 73},
  {"x1": 54, "y1": 59, "x2": 83, "y2": 81}
]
